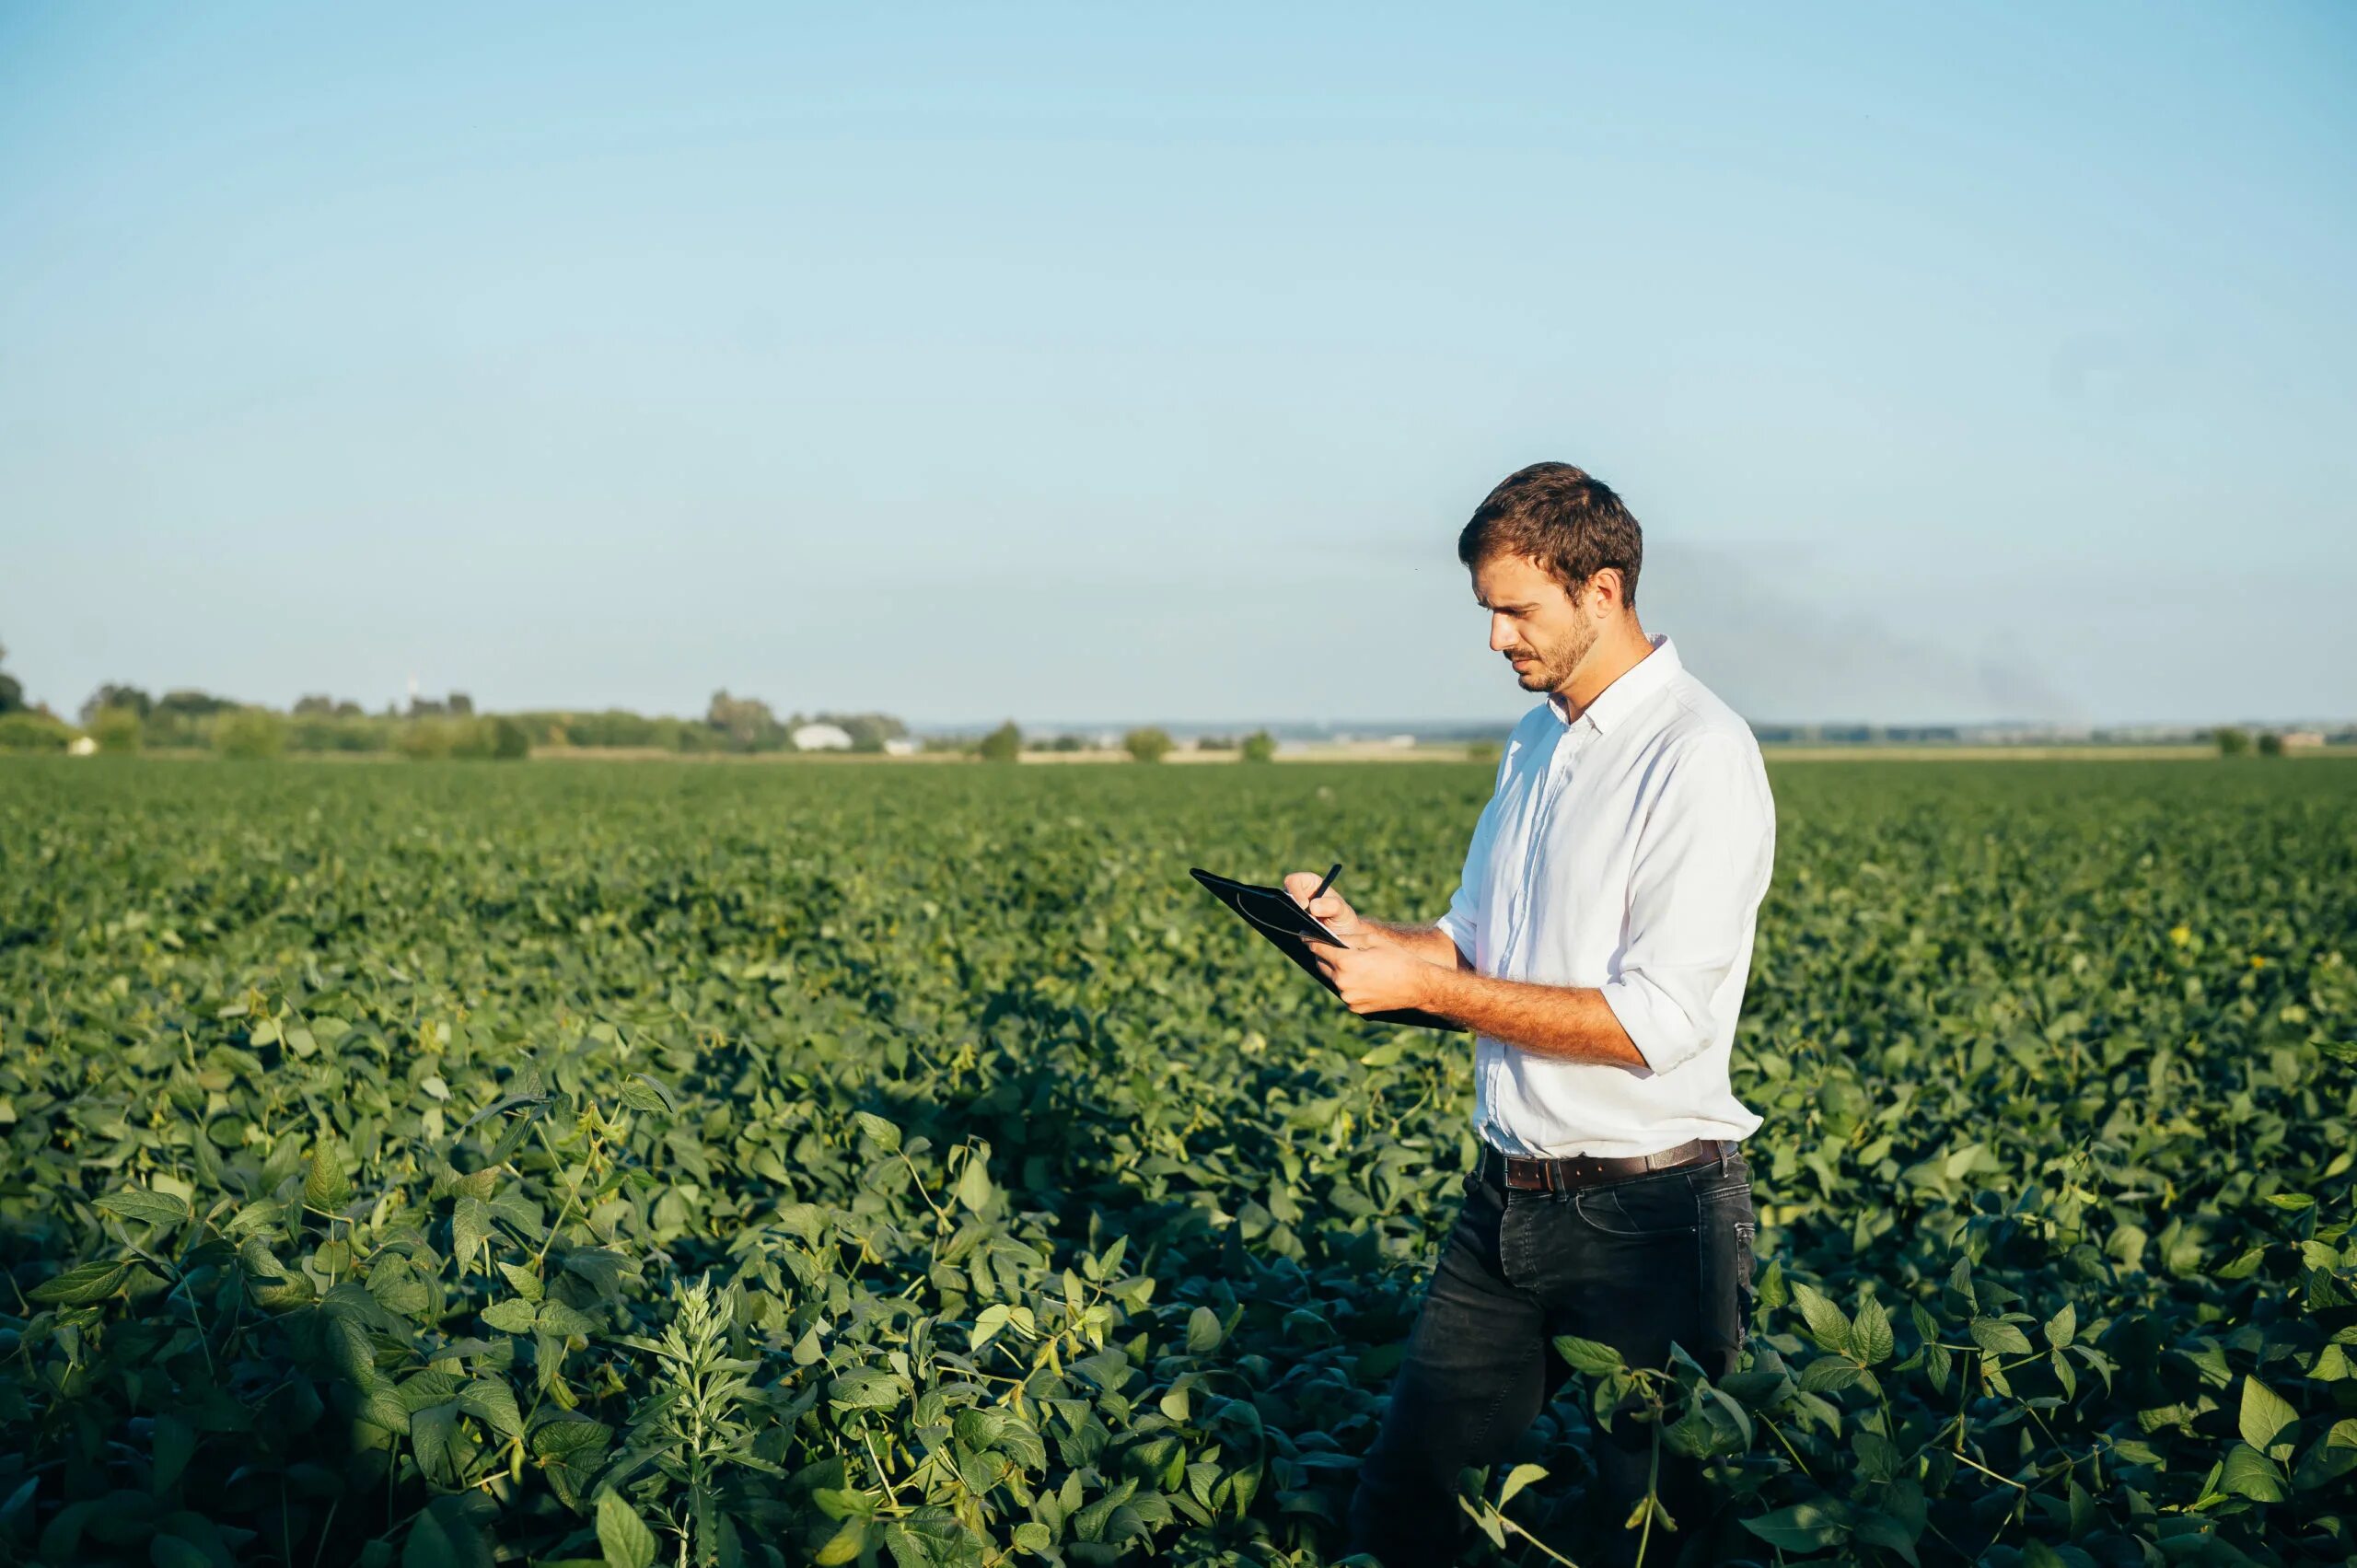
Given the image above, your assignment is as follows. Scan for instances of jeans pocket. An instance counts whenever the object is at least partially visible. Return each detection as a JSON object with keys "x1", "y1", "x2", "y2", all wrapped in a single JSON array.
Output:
[
  {"x1": 1730, "y1": 1219, "x2": 1758, "y2": 1355},
  {"x1": 1694, "y1": 1191, "x2": 1757, "y2": 1370},
  {"x1": 1571, "y1": 1172, "x2": 1701, "y2": 1238}
]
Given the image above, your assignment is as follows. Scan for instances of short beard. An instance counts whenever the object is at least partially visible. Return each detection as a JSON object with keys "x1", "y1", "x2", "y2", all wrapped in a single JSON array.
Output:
[{"x1": 1516, "y1": 621, "x2": 1597, "y2": 691}]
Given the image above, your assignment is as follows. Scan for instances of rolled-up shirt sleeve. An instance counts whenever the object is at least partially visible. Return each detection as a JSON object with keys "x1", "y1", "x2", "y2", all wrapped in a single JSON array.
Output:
[
  {"x1": 1597, "y1": 733, "x2": 1775, "y2": 1074},
  {"x1": 1432, "y1": 746, "x2": 1511, "y2": 964}
]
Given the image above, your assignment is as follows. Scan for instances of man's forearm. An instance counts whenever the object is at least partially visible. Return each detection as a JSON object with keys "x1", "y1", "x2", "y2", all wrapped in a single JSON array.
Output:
[
  {"x1": 1359, "y1": 919, "x2": 1470, "y2": 970},
  {"x1": 1418, "y1": 967, "x2": 1650, "y2": 1071}
]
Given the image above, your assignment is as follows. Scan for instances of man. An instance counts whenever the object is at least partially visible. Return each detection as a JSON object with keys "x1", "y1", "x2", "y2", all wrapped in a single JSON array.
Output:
[{"x1": 1292, "y1": 462, "x2": 1774, "y2": 1568}]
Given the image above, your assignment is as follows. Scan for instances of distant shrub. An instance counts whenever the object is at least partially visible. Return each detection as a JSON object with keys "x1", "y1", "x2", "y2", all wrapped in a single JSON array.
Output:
[
  {"x1": 2213, "y1": 727, "x2": 2250, "y2": 757},
  {"x1": 661, "y1": 717, "x2": 725, "y2": 754},
  {"x1": 447, "y1": 718, "x2": 496, "y2": 761},
  {"x1": 0, "y1": 711, "x2": 75, "y2": 751},
  {"x1": 286, "y1": 716, "x2": 394, "y2": 753},
  {"x1": 90, "y1": 707, "x2": 144, "y2": 753},
  {"x1": 397, "y1": 720, "x2": 456, "y2": 761},
  {"x1": 1241, "y1": 730, "x2": 1277, "y2": 763},
  {"x1": 977, "y1": 721, "x2": 1021, "y2": 763},
  {"x1": 2256, "y1": 731, "x2": 2284, "y2": 758},
  {"x1": 399, "y1": 715, "x2": 536, "y2": 761},
  {"x1": 212, "y1": 708, "x2": 286, "y2": 760},
  {"x1": 1123, "y1": 726, "x2": 1173, "y2": 763}
]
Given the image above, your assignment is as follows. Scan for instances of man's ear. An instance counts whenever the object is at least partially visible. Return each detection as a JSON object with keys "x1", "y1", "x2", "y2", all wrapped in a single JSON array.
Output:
[{"x1": 1589, "y1": 567, "x2": 1628, "y2": 615}]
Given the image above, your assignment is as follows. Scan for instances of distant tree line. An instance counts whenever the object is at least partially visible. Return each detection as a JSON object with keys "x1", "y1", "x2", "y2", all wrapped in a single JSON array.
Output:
[
  {"x1": 0, "y1": 642, "x2": 913, "y2": 761},
  {"x1": 671, "y1": 692, "x2": 910, "y2": 754},
  {"x1": 970, "y1": 722, "x2": 1280, "y2": 763}
]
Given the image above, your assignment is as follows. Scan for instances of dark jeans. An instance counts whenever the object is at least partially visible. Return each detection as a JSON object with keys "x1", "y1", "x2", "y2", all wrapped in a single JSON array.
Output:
[{"x1": 1343, "y1": 1147, "x2": 1757, "y2": 1568}]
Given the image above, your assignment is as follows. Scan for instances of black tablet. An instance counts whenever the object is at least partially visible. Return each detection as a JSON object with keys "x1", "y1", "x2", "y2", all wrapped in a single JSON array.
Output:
[{"x1": 1189, "y1": 867, "x2": 1461, "y2": 1032}]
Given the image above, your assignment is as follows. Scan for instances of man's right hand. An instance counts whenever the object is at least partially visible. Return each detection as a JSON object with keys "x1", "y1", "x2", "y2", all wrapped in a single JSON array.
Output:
[{"x1": 1284, "y1": 871, "x2": 1373, "y2": 942}]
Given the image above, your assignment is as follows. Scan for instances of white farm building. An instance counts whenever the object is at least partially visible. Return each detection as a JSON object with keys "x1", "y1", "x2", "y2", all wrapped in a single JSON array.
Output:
[{"x1": 791, "y1": 723, "x2": 854, "y2": 751}]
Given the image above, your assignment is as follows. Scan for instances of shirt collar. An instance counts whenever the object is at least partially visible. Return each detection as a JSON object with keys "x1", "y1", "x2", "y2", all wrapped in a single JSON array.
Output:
[{"x1": 1547, "y1": 633, "x2": 1680, "y2": 735}]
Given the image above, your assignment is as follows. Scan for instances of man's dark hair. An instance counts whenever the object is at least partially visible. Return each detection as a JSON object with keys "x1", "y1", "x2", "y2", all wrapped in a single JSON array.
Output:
[{"x1": 1457, "y1": 461, "x2": 1643, "y2": 609}]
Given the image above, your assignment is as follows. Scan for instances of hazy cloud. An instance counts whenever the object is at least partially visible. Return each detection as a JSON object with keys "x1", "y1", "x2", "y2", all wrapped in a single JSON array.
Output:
[{"x1": 1629, "y1": 545, "x2": 2085, "y2": 726}]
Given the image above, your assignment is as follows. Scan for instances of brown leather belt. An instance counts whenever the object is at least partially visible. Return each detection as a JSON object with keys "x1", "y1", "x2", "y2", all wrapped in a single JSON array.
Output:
[{"x1": 1480, "y1": 1137, "x2": 1738, "y2": 1193}]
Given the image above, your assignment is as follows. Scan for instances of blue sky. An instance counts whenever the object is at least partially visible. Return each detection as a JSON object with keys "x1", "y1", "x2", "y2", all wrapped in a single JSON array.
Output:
[{"x1": 3, "y1": 2, "x2": 2351, "y2": 728}]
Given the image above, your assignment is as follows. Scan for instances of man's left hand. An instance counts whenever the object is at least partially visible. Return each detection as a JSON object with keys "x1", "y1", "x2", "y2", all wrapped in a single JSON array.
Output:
[{"x1": 1309, "y1": 939, "x2": 1446, "y2": 1016}]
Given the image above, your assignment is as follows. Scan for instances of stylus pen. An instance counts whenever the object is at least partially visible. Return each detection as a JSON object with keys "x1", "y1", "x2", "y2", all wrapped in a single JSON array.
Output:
[{"x1": 1306, "y1": 862, "x2": 1342, "y2": 908}]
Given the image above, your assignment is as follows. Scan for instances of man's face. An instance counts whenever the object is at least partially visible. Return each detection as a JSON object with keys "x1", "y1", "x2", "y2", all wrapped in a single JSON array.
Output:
[{"x1": 1471, "y1": 552, "x2": 1597, "y2": 694}]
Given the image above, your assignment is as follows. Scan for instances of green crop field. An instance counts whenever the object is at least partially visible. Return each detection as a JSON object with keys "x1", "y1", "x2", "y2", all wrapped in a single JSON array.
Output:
[{"x1": 2, "y1": 757, "x2": 2351, "y2": 1568}]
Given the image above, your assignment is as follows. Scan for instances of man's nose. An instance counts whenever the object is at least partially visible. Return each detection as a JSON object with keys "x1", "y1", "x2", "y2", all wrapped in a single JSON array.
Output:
[{"x1": 1489, "y1": 616, "x2": 1515, "y2": 651}]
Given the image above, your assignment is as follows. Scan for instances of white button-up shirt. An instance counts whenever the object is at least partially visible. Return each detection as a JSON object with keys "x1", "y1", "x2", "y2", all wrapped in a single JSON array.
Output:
[{"x1": 1434, "y1": 634, "x2": 1774, "y2": 1159}]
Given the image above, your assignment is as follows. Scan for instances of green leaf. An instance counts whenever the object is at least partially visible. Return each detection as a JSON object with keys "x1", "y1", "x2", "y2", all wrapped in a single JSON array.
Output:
[
  {"x1": 482, "y1": 1299, "x2": 539, "y2": 1334},
  {"x1": 1852, "y1": 1507, "x2": 1921, "y2": 1567},
  {"x1": 29, "y1": 1259, "x2": 131, "y2": 1306},
  {"x1": 151, "y1": 1411, "x2": 197, "y2": 1493},
  {"x1": 562, "y1": 1249, "x2": 632, "y2": 1298},
  {"x1": 829, "y1": 1367, "x2": 905, "y2": 1410},
  {"x1": 451, "y1": 1195, "x2": 491, "y2": 1269},
  {"x1": 1741, "y1": 1499, "x2": 1850, "y2": 1551},
  {"x1": 1791, "y1": 1282, "x2": 1854, "y2": 1356},
  {"x1": 1799, "y1": 1355, "x2": 1864, "y2": 1394},
  {"x1": 1498, "y1": 1463, "x2": 1548, "y2": 1506},
  {"x1": 812, "y1": 1486, "x2": 877, "y2": 1521},
  {"x1": 1550, "y1": 1335, "x2": 1625, "y2": 1376},
  {"x1": 540, "y1": 1300, "x2": 600, "y2": 1338},
  {"x1": 813, "y1": 1520, "x2": 865, "y2": 1565},
  {"x1": 404, "y1": 1494, "x2": 494, "y2": 1568},
  {"x1": 774, "y1": 1203, "x2": 828, "y2": 1243},
  {"x1": 596, "y1": 1491, "x2": 657, "y2": 1568},
  {"x1": 151, "y1": 1535, "x2": 214, "y2": 1568},
  {"x1": 971, "y1": 1304, "x2": 1014, "y2": 1351},
  {"x1": 96, "y1": 1189, "x2": 192, "y2": 1230},
  {"x1": 459, "y1": 1379, "x2": 524, "y2": 1440},
  {"x1": 2216, "y1": 1245, "x2": 2267, "y2": 1280},
  {"x1": 1968, "y1": 1317, "x2": 2034, "y2": 1356},
  {"x1": 1852, "y1": 1295, "x2": 1895, "y2": 1365},
  {"x1": 956, "y1": 1156, "x2": 993, "y2": 1214},
  {"x1": 531, "y1": 1416, "x2": 612, "y2": 1459},
  {"x1": 615, "y1": 1081, "x2": 665, "y2": 1117},
  {"x1": 2044, "y1": 1302, "x2": 2077, "y2": 1350},
  {"x1": 1185, "y1": 1306, "x2": 1224, "y2": 1354},
  {"x1": 2219, "y1": 1442, "x2": 2288, "y2": 1502},
  {"x1": 2239, "y1": 1376, "x2": 2298, "y2": 1454},
  {"x1": 853, "y1": 1112, "x2": 901, "y2": 1153},
  {"x1": 411, "y1": 1403, "x2": 466, "y2": 1488},
  {"x1": 306, "y1": 1139, "x2": 353, "y2": 1213}
]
